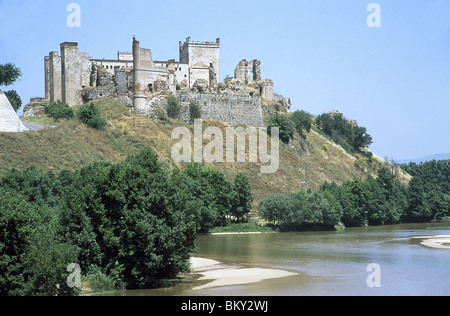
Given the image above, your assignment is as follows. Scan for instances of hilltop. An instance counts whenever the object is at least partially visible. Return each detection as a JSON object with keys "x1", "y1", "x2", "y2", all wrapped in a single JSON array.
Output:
[{"x1": 0, "y1": 98, "x2": 410, "y2": 209}]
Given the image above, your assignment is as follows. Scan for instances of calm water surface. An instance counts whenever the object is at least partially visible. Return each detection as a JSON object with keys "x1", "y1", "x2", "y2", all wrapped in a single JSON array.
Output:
[{"x1": 108, "y1": 222, "x2": 450, "y2": 296}]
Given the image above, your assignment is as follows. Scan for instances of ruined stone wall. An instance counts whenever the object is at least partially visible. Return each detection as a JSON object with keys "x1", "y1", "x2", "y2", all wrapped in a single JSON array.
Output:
[
  {"x1": 114, "y1": 69, "x2": 128, "y2": 96},
  {"x1": 60, "y1": 42, "x2": 91, "y2": 107},
  {"x1": 177, "y1": 91, "x2": 264, "y2": 127},
  {"x1": 234, "y1": 59, "x2": 261, "y2": 84},
  {"x1": 49, "y1": 51, "x2": 62, "y2": 103},
  {"x1": 44, "y1": 56, "x2": 50, "y2": 100}
]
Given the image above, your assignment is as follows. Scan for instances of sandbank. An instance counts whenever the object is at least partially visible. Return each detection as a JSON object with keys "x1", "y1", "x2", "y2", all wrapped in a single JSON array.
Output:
[
  {"x1": 190, "y1": 257, "x2": 297, "y2": 291},
  {"x1": 411, "y1": 235, "x2": 450, "y2": 249}
]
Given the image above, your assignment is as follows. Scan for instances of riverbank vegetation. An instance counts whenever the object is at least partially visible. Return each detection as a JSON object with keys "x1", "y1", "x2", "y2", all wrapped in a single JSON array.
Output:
[
  {"x1": 259, "y1": 160, "x2": 450, "y2": 230},
  {"x1": 0, "y1": 147, "x2": 253, "y2": 296}
]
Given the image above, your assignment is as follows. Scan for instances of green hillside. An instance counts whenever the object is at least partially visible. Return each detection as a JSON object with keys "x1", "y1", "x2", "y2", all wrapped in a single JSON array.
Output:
[{"x1": 1, "y1": 98, "x2": 410, "y2": 208}]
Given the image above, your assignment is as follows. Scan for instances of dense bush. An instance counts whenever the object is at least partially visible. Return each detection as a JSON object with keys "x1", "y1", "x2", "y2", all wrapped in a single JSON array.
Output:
[
  {"x1": 76, "y1": 102, "x2": 107, "y2": 130},
  {"x1": 45, "y1": 101, "x2": 74, "y2": 121}
]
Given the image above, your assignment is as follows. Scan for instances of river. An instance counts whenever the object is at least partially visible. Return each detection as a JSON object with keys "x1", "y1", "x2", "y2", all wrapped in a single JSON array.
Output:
[{"x1": 105, "y1": 222, "x2": 450, "y2": 296}]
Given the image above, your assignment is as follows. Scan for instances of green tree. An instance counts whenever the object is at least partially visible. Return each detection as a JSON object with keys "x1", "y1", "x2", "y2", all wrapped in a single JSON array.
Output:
[
  {"x1": 290, "y1": 110, "x2": 312, "y2": 137},
  {"x1": 189, "y1": 99, "x2": 202, "y2": 124},
  {"x1": 229, "y1": 173, "x2": 253, "y2": 223},
  {"x1": 259, "y1": 192, "x2": 310, "y2": 229},
  {"x1": 0, "y1": 64, "x2": 23, "y2": 113},
  {"x1": 59, "y1": 148, "x2": 198, "y2": 289},
  {"x1": 4, "y1": 90, "x2": 22, "y2": 112},
  {"x1": 339, "y1": 178, "x2": 367, "y2": 227},
  {"x1": 406, "y1": 176, "x2": 431, "y2": 222},
  {"x1": 0, "y1": 63, "x2": 22, "y2": 87},
  {"x1": 174, "y1": 163, "x2": 232, "y2": 232},
  {"x1": 167, "y1": 94, "x2": 181, "y2": 119},
  {"x1": 0, "y1": 188, "x2": 79, "y2": 296},
  {"x1": 267, "y1": 113, "x2": 294, "y2": 144}
]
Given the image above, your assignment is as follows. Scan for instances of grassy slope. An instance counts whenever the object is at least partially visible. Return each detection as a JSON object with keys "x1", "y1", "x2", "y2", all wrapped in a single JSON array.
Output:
[{"x1": 2, "y1": 98, "x2": 410, "y2": 208}]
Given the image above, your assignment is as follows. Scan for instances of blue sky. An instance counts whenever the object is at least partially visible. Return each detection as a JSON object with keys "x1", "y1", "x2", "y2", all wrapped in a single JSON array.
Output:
[{"x1": 0, "y1": 0, "x2": 449, "y2": 160}]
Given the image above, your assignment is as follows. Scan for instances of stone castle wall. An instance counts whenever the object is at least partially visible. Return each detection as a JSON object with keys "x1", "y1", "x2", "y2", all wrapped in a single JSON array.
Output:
[
  {"x1": 41, "y1": 37, "x2": 290, "y2": 128},
  {"x1": 177, "y1": 91, "x2": 264, "y2": 127}
]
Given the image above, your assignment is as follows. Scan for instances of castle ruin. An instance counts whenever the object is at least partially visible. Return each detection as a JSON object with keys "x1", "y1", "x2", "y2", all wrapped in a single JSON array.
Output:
[{"x1": 38, "y1": 37, "x2": 291, "y2": 127}]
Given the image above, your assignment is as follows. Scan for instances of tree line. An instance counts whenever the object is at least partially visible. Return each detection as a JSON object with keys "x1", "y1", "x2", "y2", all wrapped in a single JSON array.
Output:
[
  {"x1": 259, "y1": 160, "x2": 450, "y2": 230},
  {"x1": 266, "y1": 110, "x2": 372, "y2": 155},
  {"x1": 0, "y1": 148, "x2": 253, "y2": 296}
]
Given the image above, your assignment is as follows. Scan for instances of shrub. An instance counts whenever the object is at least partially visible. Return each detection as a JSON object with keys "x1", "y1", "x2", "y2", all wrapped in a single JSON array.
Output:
[
  {"x1": 189, "y1": 99, "x2": 202, "y2": 124},
  {"x1": 83, "y1": 267, "x2": 117, "y2": 293},
  {"x1": 167, "y1": 94, "x2": 181, "y2": 119},
  {"x1": 76, "y1": 102, "x2": 107, "y2": 130},
  {"x1": 45, "y1": 100, "x2": 74, "y2": 121}
]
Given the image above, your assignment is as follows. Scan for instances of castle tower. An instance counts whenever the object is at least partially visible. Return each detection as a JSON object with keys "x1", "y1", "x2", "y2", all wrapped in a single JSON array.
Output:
[
  {"x1": 132, "y1": 37, "x2": 152, "y2": 113},
  {"x1": 44, "y1": 56, "x2": 50, "y2": 100},
  {"x1": 48, "y1": 51, "x2": 62, "y2": 103},
  {"x1": 179, "y1": 37, "x2": 220, "y2": 88},
  {"x1": 60, "y1": 42, "x2": 91, "y2": 107}
]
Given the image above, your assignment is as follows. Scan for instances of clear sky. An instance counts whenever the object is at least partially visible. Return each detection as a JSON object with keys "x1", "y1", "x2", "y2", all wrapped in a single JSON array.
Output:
[{"x1": 0, "y1": 0, "x2": 449, "y2": 160}]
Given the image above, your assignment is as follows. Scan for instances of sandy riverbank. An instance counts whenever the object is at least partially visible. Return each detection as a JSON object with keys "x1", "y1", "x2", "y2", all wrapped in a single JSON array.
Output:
[
  {"x1": 411, "y1": 235, "x2": 450, "y2": 249},
  {"x1": 190, "y1": 257, "x2": 297, "y2": 291}
]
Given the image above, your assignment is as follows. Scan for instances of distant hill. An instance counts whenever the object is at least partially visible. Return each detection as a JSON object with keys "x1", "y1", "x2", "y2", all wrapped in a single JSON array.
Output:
[
  {"x1": 0, "y1": 98, "x2": 411, "y2": 208},
  {"x1": 398, "y1": 153, "x2": 450, "y2": 165}
]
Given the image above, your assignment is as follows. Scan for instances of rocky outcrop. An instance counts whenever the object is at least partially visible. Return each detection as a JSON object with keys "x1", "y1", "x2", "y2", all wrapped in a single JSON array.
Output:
[{"x1": 23, "y1": 97, "x2": 49, "y2": 117}]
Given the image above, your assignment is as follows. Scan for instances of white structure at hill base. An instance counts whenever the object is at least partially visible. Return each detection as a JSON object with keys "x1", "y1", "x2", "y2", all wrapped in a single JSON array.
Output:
[{"x1": 0, "y1": 90, "x2": 28, "y2": 133}]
